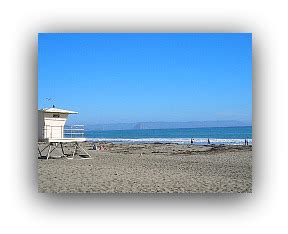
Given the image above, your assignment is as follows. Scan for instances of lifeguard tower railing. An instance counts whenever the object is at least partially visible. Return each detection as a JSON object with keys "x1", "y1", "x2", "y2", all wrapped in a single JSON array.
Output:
[
  {"x1": 42, "y1": 125, "x2": 85, "y2": 139},
  {"x1": 64, "y1": 125, "x2": 85, "y2": 138}
]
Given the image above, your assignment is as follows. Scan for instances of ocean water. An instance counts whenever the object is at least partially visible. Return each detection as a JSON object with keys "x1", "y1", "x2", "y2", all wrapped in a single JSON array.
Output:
[{"x1": 84, "y1": 126, "x2": 252, "y2": 145}]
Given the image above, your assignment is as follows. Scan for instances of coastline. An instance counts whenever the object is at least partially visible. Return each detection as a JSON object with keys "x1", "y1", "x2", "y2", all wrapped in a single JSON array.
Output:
[
  {"x1": 84, "y1": 138, "x2": 252, "y2": 145},
  {"x1": 83, "y1": 126, "x2": 252, "y2": 145},
  {"x1": 38, "y1": 142, "x2": 252, "y2": 193}
]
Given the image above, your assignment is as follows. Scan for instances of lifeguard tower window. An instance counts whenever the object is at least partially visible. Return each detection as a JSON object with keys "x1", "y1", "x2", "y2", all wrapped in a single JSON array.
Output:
[{"x1": 53, "y1": 114, "x2": 60, "y2": 118}]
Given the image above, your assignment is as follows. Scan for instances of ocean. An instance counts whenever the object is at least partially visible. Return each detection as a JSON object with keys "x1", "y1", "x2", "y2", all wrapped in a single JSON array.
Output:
[{"x1": 84, "y1": 126, "x2": 252, "y2": 145}]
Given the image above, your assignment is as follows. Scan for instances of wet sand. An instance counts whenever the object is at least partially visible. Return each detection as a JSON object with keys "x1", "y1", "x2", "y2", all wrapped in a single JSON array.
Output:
[{"x1": 38, "y1": 142, "x2": 252, "y2": 193}]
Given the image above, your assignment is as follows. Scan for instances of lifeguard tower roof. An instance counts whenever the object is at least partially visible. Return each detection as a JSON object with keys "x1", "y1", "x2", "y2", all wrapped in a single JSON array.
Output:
[{"x1": 39, "y1": 107, "x2": 78, "y2": 114}]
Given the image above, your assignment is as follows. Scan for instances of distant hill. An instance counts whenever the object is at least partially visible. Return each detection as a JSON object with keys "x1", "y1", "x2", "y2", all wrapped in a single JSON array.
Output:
[{"x1": 85, "y1": 120, "x2": 251, "y2": 131}]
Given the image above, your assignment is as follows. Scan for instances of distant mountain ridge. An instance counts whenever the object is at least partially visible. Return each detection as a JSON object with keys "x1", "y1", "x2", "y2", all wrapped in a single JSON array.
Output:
[{"x1": 85, "y1": 120, "x2": 251, "y2": 131}]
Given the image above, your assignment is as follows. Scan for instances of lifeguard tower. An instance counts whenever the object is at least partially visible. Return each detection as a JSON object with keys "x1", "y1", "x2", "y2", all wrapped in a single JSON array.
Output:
[{"x1": 38, "y1": 107, "x2": 91, "y2": 159}]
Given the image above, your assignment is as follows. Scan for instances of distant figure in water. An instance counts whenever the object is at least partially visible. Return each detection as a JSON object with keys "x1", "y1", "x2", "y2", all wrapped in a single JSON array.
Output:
[
  {"x1": 191, "y1": 138, "x2": 194, "y2": 144},
  {"x1": 208, "y1": 138, "x2": 210, "y2": 144}
]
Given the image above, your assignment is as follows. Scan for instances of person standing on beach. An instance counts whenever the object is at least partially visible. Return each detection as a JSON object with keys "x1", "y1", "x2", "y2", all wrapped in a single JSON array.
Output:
[
  {"x1": 191, "y1": 138, "x2": 193, "y2": 144},
  {"x1": 208, "y1": 138, "x2": 210, "y2": 144},
  {"x1": 92, "y1": 144, "x2": 96, "y2": 150}
]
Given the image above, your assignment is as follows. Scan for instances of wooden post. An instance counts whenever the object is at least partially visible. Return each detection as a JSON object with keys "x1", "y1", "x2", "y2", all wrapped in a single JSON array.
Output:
[
  {"x1": 38, "y1": 147, "x2": 42, "y2": 157},
  {"x1": 60, "y1": 142, "x2": 65, "y2": 157},
  {"x1": 72, "y1": 144, "x2": 77, "y2": 158},
  {"x1": 77, "y1": 143, "x2": 91, "y2": 158},
  {"x1": 47, "y1": 144, "x2": 51, "y2": 160}
]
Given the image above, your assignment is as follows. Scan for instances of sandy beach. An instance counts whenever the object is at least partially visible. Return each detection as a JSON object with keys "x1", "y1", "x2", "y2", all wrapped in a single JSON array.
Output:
[{"x1": 38, "y1": 142, "x2": 252, "y2": 193}]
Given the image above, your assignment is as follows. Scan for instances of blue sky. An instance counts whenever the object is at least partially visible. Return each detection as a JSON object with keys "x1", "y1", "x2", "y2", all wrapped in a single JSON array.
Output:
[{"x1": 38, "y1": 33, "x2": 252, "y2": 125}]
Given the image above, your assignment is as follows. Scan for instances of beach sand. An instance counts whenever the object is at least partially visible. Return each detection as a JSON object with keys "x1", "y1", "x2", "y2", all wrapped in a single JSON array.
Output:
[{"x1": 38, "y1": 142, "x2": 252, "y2": 193}]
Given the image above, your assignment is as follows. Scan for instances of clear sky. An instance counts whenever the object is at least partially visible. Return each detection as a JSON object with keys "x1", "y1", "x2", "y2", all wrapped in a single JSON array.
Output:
[{"x1": 38, "y1": 33, "x2": 252, "y2": 125}]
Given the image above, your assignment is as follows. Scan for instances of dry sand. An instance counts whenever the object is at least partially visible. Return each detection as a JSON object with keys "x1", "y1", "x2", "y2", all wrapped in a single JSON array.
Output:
[{"x1": 38, "y1": 142, "x2": 252, "y2": 193}]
